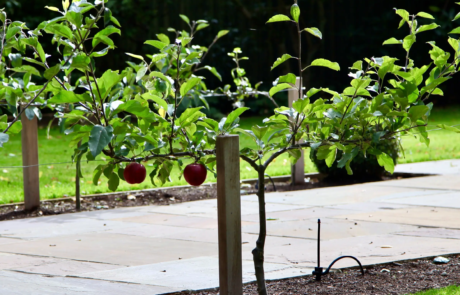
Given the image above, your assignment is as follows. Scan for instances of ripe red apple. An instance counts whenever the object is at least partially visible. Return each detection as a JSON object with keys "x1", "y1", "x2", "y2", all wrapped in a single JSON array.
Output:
[
  {"x1": 184, "y1": 163, "x2": 207, "y2": 186},
  {"x1": 124, "y1": 162, "x2": 146, "y2": 184}
]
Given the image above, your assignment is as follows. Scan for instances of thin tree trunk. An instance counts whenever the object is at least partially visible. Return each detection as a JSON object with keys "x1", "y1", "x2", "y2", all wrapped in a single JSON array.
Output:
[{"x1": 253, "y1": 166, "x2": 268, "y2": 295}]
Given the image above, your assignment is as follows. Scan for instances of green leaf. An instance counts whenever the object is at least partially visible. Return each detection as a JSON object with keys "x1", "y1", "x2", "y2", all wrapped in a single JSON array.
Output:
[
  {"x1": 6, "y1": 120, "x2": 21, "y2": 134},
  {"x1": 395, "y1": 9, "x2": 410, "y2": 22},
  {"x1": 251, "y1": 125, "x2": 269, "y2": 140},
  {"x1": 448, "y1": 27, "x2": 460, "y2": 34},
  {"x1": 317, "y1": 146, "x2": 337, "y2": 167},
  {"x1": 125, "y1": 52, "x2": 144, "y2": 61},
  {"x1": 310, "y1": 58, "x2": 340, "y2": 71},
  {"x1": 150, "y1": 71, "x2": 172, "y2": 86},
  {"x1": 437, "y1": 124, "x2": 460, "y2": 133},
  {"x1": 93, "y1": 165, "x2": 103, "y2": 185},
  {"x1": 91, "y1": 47, "x2": 110, "y2": 58},
  {"x1": 180, "y1": 77, "x2": 201, "y2": 97},
  {"x1": 290, "y1": 4, "x2": 300, "y2": 23},
  {"x1": 66, "y1": 11, "x2": 83, "y2": 27},
  {"x1": 377, "y1": 152, "x2": 394, "y2": 174},
  {"x1": 288, "y1": 149, "x2": 302, "y2": 163},
  {"x1": 88, "y1": 125, "x2": 113, "y2": 158},
  {"x1": 10, "y1": 65, "x2": 41, "y2": 77},
  {"x1": 216, "y1": 30, "x2": 229, "y2": 39},
  {"x1": 408, "y1": 105, "x2": 429, "y2": 121},
  {"x1": 44, "y1": 64, "x2": 61, "y2": 80},
  {"x1": 108, "y1": 173, "x2": 119, "y2": 191},
  {"x1": 142, "y1": 92, "x2": 168, "y2": 110},
  {"x1": 224, "y1": 107, "x2": 249, "y2": 129},
  {"x1": 176, "y1": 107, "x2": 204, "y2": 129},
  {"x1": 278, "y1": 73, "x2": 297, "y2": 85},
  {"x1": 269, "y1": 83, "x2": 292, "y2": 97},
  {"x1": 417, "y1": 23, "x2": 440, "y2": 34},
  {"x1": 196, "y1": 23, "x2": 209, "y2": 32},
  {"x1": 0, "y1": 133, "x2": 9, "y2": 147},
  {"x1": 70, "y1": 54, "x2": 90, "y2": 71},
  {"x1": 6, "y1": 27, "x2": 21, "y2": 40},
  {"x1": 48, "y1": 90, "x2": 81, "y2": 104},
  {"x1": 383, "y1": 37, "x2": 402, "y2": 45},
  {"x1": 36, "y1": 42, "x2": 46, "y2": 63},
  {"x1": 453, "y1": 12, "x2": 460, "y2": 21},
  {"x1": 266, "y1": 14, "x2": 291, "y2": 23},
  {"x1": 110, "y1": 16, "x2": 121, "y2": 27},
  {"x1": 179, "y1": 14, "x2": 190, "y2": 25},
  {"x1": 45, "y1": 6, "x2": 60, "y2": 12},
  {"x1": 403, "y1": 34, "x2": 416, "y2": 52},
  {"x1": 156, "y1": 33, "x2": 170, "y2": 44},
  {"x1": 417, "y1": 12, "x2": 435, "y2": 19},
  {"x1": 92, "y1": 25, "x2": 121, "y2": 48},
  {"x1": 304, "y1": 27, "x2": 322, "y2": 39},
  {"x1": 45, "y1": 24, "x2": 73, "y2": 40},
  {"x1": 145, "y1": 40, "x2": 167, "y2": 50},
  {"x1": 271, "y1": 54, "x2": 293, "y2": 71},
  {"x1": 204, "y1": 66, "x2": 222, "y2": 81}
]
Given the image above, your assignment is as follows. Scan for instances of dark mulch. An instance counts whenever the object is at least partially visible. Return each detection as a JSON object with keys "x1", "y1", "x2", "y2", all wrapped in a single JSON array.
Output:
[
  {"x1": 172, "y1": 256, "x2": 460, "y2": 295},
  {"x1": 0, "y1": 172, "x2": 424, "y2": 221}
]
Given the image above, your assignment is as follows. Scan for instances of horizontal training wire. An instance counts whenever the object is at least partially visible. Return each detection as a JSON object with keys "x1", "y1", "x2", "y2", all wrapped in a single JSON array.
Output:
[{"x1": 0, "y1": 160, "x2": 106, "y2": 169}]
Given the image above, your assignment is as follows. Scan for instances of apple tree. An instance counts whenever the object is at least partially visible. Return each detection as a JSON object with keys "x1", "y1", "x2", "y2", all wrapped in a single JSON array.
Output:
[{"x1": 2, "y1": 1, "x2": 460, "y2": 295}]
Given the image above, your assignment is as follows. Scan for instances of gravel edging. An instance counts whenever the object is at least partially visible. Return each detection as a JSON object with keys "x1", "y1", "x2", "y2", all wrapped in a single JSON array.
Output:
[{"x1": 170, "y1": 255, "x2": 460, "y2": 295}]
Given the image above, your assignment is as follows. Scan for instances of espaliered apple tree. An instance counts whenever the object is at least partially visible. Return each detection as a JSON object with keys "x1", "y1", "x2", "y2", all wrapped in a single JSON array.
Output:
[
  {"x1": 235, "y1": 1, "x2": 460, "y2": 294},
  {"x1": 2, "y1": 1, "x2": 460, "y2": 295},
  {"x1": 0, "y1": 0, "x2": 246, "y2": 191}
]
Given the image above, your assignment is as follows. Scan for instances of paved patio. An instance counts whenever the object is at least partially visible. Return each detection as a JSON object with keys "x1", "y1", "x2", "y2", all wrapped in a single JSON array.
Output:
[{"x1": 1, "y1": 160, "x2": 459, "y2": 294}]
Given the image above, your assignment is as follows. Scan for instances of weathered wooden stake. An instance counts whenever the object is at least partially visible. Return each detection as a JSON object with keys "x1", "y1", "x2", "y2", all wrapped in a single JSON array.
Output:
[
  {"x1": 21, "y1": 111, "x2": 40, "y2": 211},
  {"x1": 216, "y1": 135, "x2": 242, "y2": 295},
  {"x1": 288, "y1": 77, "x2": 305, "y2": 184}
]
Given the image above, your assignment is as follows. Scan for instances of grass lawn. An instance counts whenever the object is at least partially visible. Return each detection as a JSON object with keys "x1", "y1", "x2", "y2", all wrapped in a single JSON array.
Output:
[
  {"x1": 1, "y1": 106, "x2": 460, "y2": 204},
  {"x1": 409, "y1": 285, "x2": 460, "y2": 295}
]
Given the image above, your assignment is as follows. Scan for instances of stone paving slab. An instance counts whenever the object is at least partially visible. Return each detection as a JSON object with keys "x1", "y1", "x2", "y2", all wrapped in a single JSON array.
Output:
[
  {"x1": 396, "y1": 228, "x2": 460, "y2": 240},
  {"x1": 143, "y1": 199, "x2": 305, "y2": 218},
  {"x1": 383, "y1": 191, "x2": 460, "y2": 208},
  {"x1": 76, "y1": 256, "x2": 304, "y2": 290},
  {"x1": 242, "y1": 185, "x2": 433, "y2": 207},
  {"x1": 0, "y1": 233, "x2": 218, "y2": 266},
  {"x1": 371, "y1": 174, "x2": 460, "y2": 190},
  {"x1": 1, "y1": 253, "x2": 122, "y2": 276},
  {"x1": 0, "y1": 237, "x2": 25, "y2": 245},
  {"x1": 1, "y1": 162, "x2": 460, "y2": 294},
  {"x1": 257, "y1": 234, "x2": 460, "y2": 269},
  {"x1": 112, "y1": 213, "x2": 220, "y2": 229},
  {"x1": 340, "y1": 206, "x2": 460, "y2": 229},
  {"x1": 242, "y1": 218, "x2": 421, "y2": 240},
  {"x1": 395, "y1": 159, "x2": 460, "y2": 175},
  {"x1": 0, "y1": 270, "x2": 178, "y2": 295},
  {"x1": 0, "y1": 216, "x2": 145, "y2": 240}
]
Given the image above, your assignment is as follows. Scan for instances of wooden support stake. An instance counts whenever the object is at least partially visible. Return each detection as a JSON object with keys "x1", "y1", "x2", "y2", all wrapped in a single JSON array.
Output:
[
  {"x1": 216, "y1": 135, "x2": 242, "y2": 295},
  {"x1": 21, "y1": 111, "x2": 40, "y2": 211},
  {"x1": 288, "y1": 77, "x2": 305, "y2": 184}
]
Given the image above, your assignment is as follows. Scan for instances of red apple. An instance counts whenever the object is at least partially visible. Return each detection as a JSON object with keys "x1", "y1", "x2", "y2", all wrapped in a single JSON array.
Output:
[
  {"x1": 184, "y1": 163, "x2": 207, "y2": 186},
  {"x1": 124, "y1": 162, "x2": 146, "y2": 184}
]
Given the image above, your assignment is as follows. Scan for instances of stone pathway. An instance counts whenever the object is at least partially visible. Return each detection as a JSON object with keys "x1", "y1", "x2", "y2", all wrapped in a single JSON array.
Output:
[{"x1": 1, "y1": 160, "x2": 460, "y2": 294}]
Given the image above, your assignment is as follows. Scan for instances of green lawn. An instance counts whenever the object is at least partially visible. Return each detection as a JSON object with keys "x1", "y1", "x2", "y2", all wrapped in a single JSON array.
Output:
[
  {"x1": 409, "y1": 285, "x2": 460, "y2": 295},
  {"x1": 1, "y1": 106, "x2": 460, "y2": 204}
]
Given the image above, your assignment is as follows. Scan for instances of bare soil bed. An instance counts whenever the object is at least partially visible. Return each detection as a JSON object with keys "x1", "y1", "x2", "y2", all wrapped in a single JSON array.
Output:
[
  {"x1": 172, "y1": 255, "x2": 460, "y2": 295},
  {"x1": 0, "y1": 172, "x2": 425, "y2": 221}
]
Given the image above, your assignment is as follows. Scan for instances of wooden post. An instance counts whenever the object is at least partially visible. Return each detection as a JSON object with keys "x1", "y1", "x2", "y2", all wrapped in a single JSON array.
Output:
[
  {"x1": 216, "y1": 135, "x2": 242, "y2": 295},
  {"x1": 21, "y1": 111, "x2": 40, "y2": 211},
  {"x1": 288, "y1": 77, "x2": 305, "y2": 184}
]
